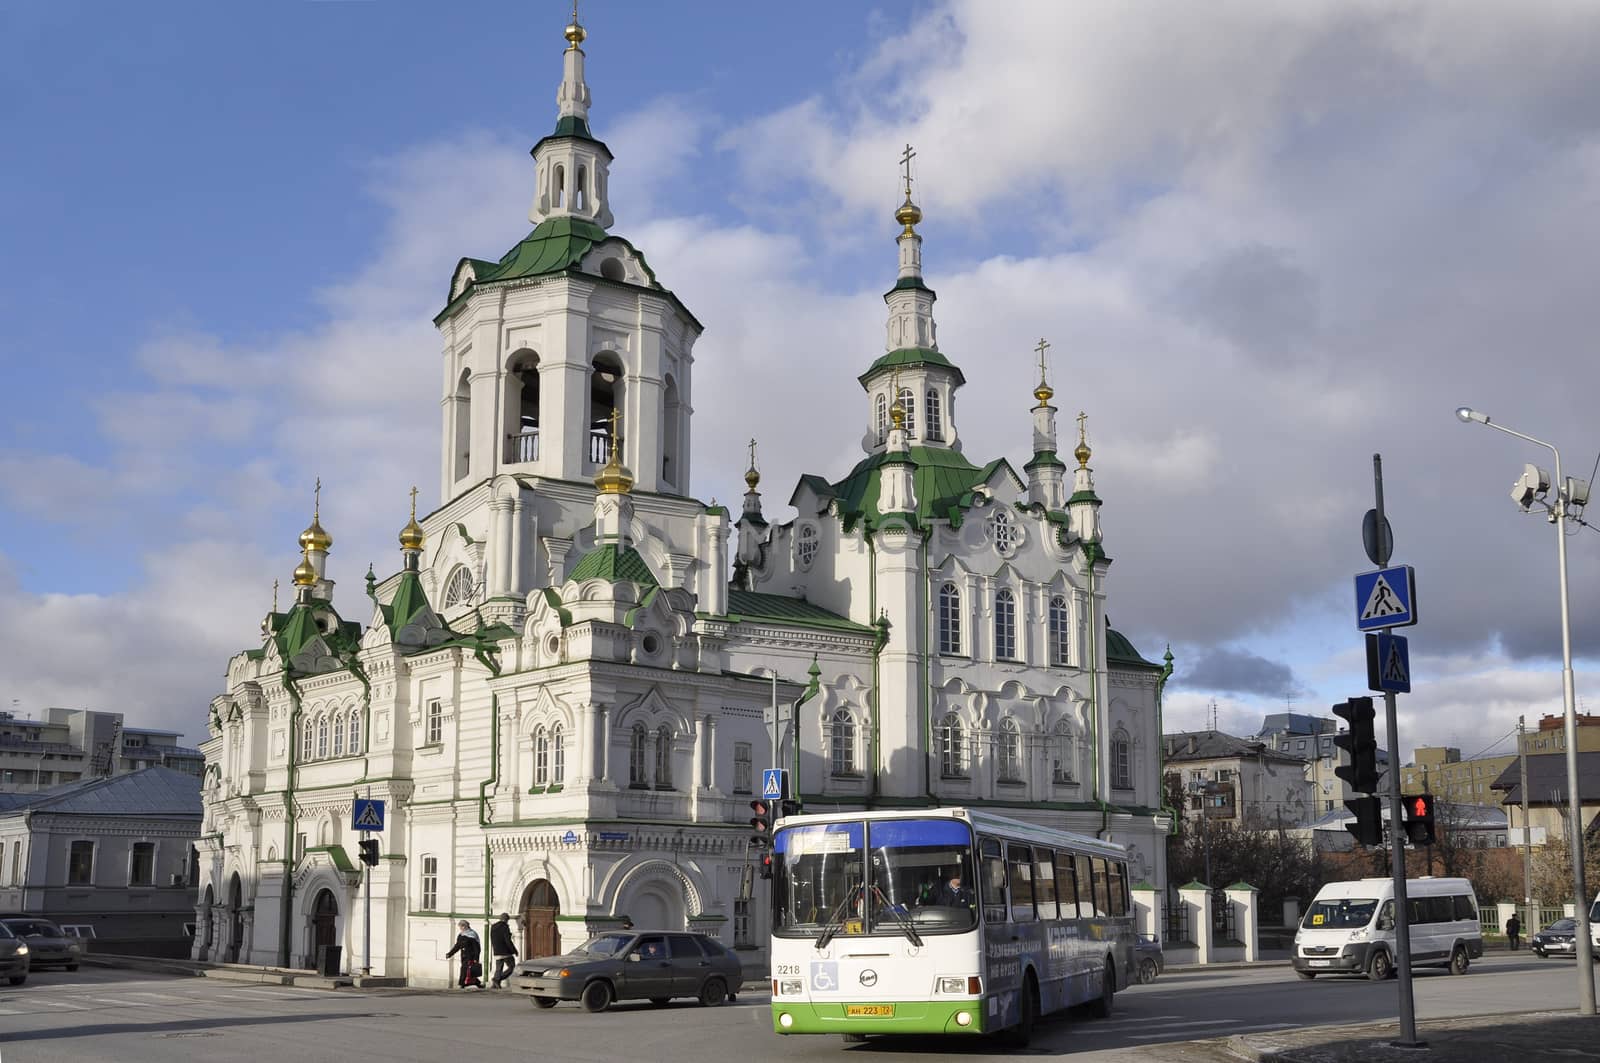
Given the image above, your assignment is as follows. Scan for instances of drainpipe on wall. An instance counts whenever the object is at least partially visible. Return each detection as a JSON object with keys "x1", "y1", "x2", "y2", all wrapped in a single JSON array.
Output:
[
  {"x1": 281, "y1": 677, "x2": 303, "y2": 968},
  {"x1": 922, "y1": 530, "x2": 938, "y2": 803},
  {"x1": 478, "y1": 693, "x2": 501, "y2": 948}
]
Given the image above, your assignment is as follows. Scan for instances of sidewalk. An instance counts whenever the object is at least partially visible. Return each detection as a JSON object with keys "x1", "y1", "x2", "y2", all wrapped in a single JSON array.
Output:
[{"x1": 1227, "y1": 1009, "x2": 1598, "y2": 1063}]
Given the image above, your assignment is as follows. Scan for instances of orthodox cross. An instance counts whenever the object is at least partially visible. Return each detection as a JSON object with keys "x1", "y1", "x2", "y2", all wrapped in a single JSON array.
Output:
[
  {"x1": 313, "y1": 476, "x2": 322, "y2": 518},
  {"x1": 900, "y1": 143, "x2": 916, "y2": 198},
  {"x1": 747, "y1": 438, "x2": 758, "y2": 471},
  {"x1": 409, "y1": 485, "x2": 419, "y2": 520},
  {"x1": 272, "y1": 579, "x2": 279, "y2": 612},
  {"x1": 1034, "y1": 337, "x2": 1051, "y2": 383},
  {"x1": 1077, "y1": 410, "x2": 1088, "y2": 443}
]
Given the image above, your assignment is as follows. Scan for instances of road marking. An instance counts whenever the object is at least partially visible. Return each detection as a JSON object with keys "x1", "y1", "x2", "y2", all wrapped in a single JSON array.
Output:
[
  {"x1": 69, "y1": 996, "x2": 158, "y2": 1008},
  {"x1": 1126, "y1": 1022, "x2": 1297, "y2": 1042}
]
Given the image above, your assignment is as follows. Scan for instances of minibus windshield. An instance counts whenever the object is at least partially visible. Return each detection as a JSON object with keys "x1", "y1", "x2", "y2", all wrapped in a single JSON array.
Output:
[{"x1": 1302, "y1": 898, "x2": 1378, "y2": 930}]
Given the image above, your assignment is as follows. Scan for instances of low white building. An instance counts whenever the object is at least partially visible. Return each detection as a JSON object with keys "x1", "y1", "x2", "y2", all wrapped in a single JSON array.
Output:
[{"x1": 1162, "y1": 730, "x2": 1313, "y2": 827}]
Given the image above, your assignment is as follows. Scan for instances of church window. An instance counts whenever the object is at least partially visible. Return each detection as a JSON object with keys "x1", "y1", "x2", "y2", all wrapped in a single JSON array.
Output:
[
  {"x1": 453, "y1": 369, "x2": 471, "y2": 482},
  {"x1": 994, "y1": 589, "x2": 1017, "y2": 661},
  {"x1": 551, "y1": 723, "x2": 564, "y2": 784},
  {"x1": 1112, "y1": 730, "x2": 1132, "y2": 790},
  {"x1": 987, "y1": 508, "x2": 1021, "y2": 557},
  {"x1": 331, "y1": 712, "x2": 345, "y2": 757},
  {"x1": 1048, "y1": 595, "x2": 1070, "y2": 665},
  {"x1": 301, "y1": 719, "x2": 314, "y2": 762},
  {"x1": 509, "y1": 351, "x2": 540, "y2": 463},
  {"x1": 938, "y1": 582, "x2": 962, "y2": 655},
  {"x1": 575, "y1": 165, "x2": 587, "y2": 211},
  {"x1": 425, "y1": 699, "x2": 443, "y2": 746},
  {"x1": 998, "y1": 718, "x2": 1023, "y2": 782},
  {"x1": 925, "y1": 387, "x2": 943, "y2": 442},
  {"x1": 938, "y1": 713, "x2": 967, "y2": 778},
  {"x1": 534, "y1": 727, "x2": 550, "y2": 787},
  {"x1": 875, "y1": 393, "x2": 888, "y2": 445},
  {"x1": 420, "y1": 855, "x2": 438, "y2": 912},
  {"x1": 663, "y1": 375, "x2": 682, "y2": 487},
  {"x1": 830, "y1": 710, "x2": 857, "y2": 777},
  {"x1": 348, "y1": 711, "x2": 361, "y2": 756},
  {"x1": 629, "y1": 724, "x2": 648, "y2": 788},
  {"x1": 733, "y1": 742, "x2": 752, "y2": 794},
  {"x1": 896, "y1": 387, "x2": 916, "y2": 437},
  {"x1": 589, "y1": 353, "x2": 623, "y2": 464},
  {"x1": 796, "y1": 524, "x2": 819, "y2": 569},
  {"x1": 443, "y1": 565, "x2": 475, "y2": 609},
  {"x1": 1052, "y1": 721, "x2": 1075, "y2": 783},
  {"x1": 655, "y1": 726, "x2": 674, "y2": 789},
  {"x1": 553, "y1": 163, "x2": 565, "y2": 209},
  {"x1": 316, "y1": 715, "x2": 329, "y2": 760}
]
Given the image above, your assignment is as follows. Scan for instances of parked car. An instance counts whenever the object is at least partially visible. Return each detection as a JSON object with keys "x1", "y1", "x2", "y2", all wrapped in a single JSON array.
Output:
[
  {"x1": 516, "y1": 930, "x2": 743, "y2": 1012},
  {"x1": 1531, "y1": 918, "x2": 1579, "y2": 958},
  {"x1": 1134, "y1": 934, "x2": 1165, "y2": 983},
  {"x1": 0, "y1": 921, "x2": 28, "y2": 986},
  {"x1": 1, "y1": 918, "x2": 82, "y2": 971}
]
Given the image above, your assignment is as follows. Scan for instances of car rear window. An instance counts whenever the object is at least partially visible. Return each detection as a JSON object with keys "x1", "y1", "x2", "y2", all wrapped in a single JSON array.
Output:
[{"x1": 666, "y1": 934, "x2": 702, "y2": 958}]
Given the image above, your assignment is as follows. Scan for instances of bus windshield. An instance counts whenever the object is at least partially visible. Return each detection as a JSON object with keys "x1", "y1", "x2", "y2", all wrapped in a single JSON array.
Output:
[
  {"x1": 1303, "y1": 898, "x2": 1378, "y2": 930},
  {"x1": 773, "y1": 818, "x2": 976, "y2": 938}
]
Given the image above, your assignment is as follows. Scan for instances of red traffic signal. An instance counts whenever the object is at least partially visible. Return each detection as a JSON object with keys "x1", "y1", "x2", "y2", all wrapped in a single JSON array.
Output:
[
  {"x1": 749, "y1": 799, "x2": 774, "y2": 848},
  {"x1": 1403, "y1": 793, "x2": 1437, "y2": 846}
]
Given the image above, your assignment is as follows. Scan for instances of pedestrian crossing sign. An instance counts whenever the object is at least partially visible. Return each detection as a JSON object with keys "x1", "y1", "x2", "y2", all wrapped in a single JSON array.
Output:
[
  {"x1": 761, "y1": 769, "x2": 787, "y2": 800},
  {"x1": 1365, "y1": 632, "x2": 1412, "y2": 694},
  {"x1": 353, "y1": 798, "x2": 385, "y2": 832},
  {"x1": 1354, "y1": 565, "x2": 1417, "y2": 631}
]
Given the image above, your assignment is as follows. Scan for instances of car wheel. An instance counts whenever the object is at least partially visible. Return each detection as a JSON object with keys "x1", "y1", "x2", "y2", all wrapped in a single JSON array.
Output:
[
  {"x1": 1088, "y1": 959, "x2": 1115, "y2": 1018},
  {"x1": 66, "y1": 964, "x2": 78, "y2": 972},
  {"x1": 7, "y1": 976, "x2": 23, "y2": 986},
  {"x1": 1296, "y1": 970, "x2": 1317, "y2": 980},
  {"x1": 1366, "y1": 949, "x2": 1393, "y2": 982},
  {"x1": 1138, "y1": 957, "x2": 1159, "y2": 985},
  {"x1": 581, "y1": 980, "x2": 613, "y2": 1013},
  {"x1": 699, "y1": 976, "x2": 728, "y2": 1007},
  {"x1": 1450, "y1": 946, "x2": 1470, "y2": 975},
  {"x1": 532, "y1": 996, "x2": 559, "y2": 1009}
]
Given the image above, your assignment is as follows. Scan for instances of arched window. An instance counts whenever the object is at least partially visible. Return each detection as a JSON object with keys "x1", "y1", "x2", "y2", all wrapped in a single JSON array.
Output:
[
  {"x1": 551, "y1": 723, "x2": 565, "y2": 785},
  {"x1": 443, "y1": 566, "x2": 475, "y2": 609},
  {"x1": 331, "y1": 712, "x2": 345, "y2": 757},
  {"x1": 589, "y1": 353, "x2": 624, "y2": 464},
  {"x1": 938, "y1": 582, "x2": 962, "y2": 655},
  {"x1": 987, "y1": 508, "x2": 1020, "y2": 556},
  {"x1": 998, "y1": 718, "x2": 1022, "y2": 782},
  {"x1": 1052, "y1": 720, "x2": 1074, "y2": 783},
  {"x1": 453, "y1": 369, "x2": 471, "y2": 482},
  {"x1": 1112, "y1": 729, "x2": 1132, "y2": 790},
  {"x1": 553, "y1": 163, "x2": 565, "y2": 209},
  {"x1": 938, "y1": 713, "x2": 966, "y2": 778},
  {"x1": 654, "y1": 726, "x2": 674, "y2": 789},
  {"x1": 925, "y1": 387, "x2": 943, "y2": 442},
  {"x1": 316, "y1": 715, "x2": 329, "y2": 760},
  {"x1": 896, "y1": 387, "x2": 916, "y2": 437},
  {"x1": 830, "y1": 710, "x2": 857, "y2": 777},
  {"x1": 1048, "y1": 595, "x2": 1070, "y2": 666},
  {"x1": 534, "y1": 727, "x2": 550, "y2": 787},
  {"x1": 509, "y1": 350, "x2": 540, "y2": 463},
  {"x1": 875, "y1": 393, "x2": 888, "y2": 445},
  {"x1": 575, "y1": 165, "x2": 587, "y2": 211},
  {"x1": 796, "y1": 524, "x2": 819, "y2": 569},
  {"x1": 629, "y1": 724, "x2": 648, "y2": 788},
  {"x1": 994, "y1": 589, "x2": 1017, "y2": 661},
  {"x1": 662, "y1": 374, "x2": 682, "y2": 487},
  {"x1": 301, "y1": 718, "x2": 314, "y2": 762},
  {"x1": 348, "y1": 711, "x2": 362, "y2": 756}
]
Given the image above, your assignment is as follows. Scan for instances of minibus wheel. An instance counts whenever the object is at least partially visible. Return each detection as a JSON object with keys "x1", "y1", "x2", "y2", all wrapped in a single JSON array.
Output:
[{"x1": 1366, "y1": 949, "x2": 1393, "y2": 981}]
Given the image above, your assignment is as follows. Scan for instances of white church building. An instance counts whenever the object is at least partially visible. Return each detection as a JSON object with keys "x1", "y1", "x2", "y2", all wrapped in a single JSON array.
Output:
[{"x1": 195, "y1": 12, "x2": 1174, "y2": 983}]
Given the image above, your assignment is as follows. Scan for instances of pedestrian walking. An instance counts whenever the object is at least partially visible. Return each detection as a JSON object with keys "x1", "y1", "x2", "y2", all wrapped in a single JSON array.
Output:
[
  {"x1": 445, "y1": 919, "x2": 484, "y2": 988},
  {"x1": 489, "y1": 912, "x2": 519, "y2": 989},
  {"x1": 1506, "y1": 913, "x2": 1522, "y2": 951}
]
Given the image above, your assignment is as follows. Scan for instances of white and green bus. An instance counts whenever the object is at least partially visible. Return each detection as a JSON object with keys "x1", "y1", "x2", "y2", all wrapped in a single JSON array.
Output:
[{"x1": 768, "y1": 807, "x2": 1134, "y2": 1044}]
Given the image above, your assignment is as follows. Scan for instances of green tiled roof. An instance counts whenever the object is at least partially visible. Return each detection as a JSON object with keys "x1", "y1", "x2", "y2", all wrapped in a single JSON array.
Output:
[
  {"x1": 826, "y1": 446, "x2": 1013, "y2": 530},
  {"x1": 1107, "y1": 624, "x2": 1162, "y2": 671},
  {"x1": 381, "y1": 569, "x2": 432, "y2": 632},
  {"x1": 858, "y1": 346, "x2": 966, "y2": 387},
  {"x1": 570, "y1": 544, "x2": 658, "y2": 587},
  {"x1": 723, "y1": 590, "x2": 875, "y2": 635}
]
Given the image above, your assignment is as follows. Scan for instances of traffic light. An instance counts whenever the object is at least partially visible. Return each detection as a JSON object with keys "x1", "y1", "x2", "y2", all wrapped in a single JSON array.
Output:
[
  {"x1": 358, "y1": 838, "x2": 379, "y2": 867},
  {"x1": 1332, "y1": 697, "x2": 1380, "y2": 794},
  {"x1": 1344, "y1": 796, "x2": 1384, "y2": 847},
  {"x1": 780, "y1": 798, "x2": 802, "y2": 819},
  {"x1": 758, "y1": 851, "x2": 774, "y2": 880},
  {"x1": 749, "y1": 798, "x2": 773, "y2": 849},
  {"x1": 1403, "y1": 794, "x2": 1437, "y2": 846}
]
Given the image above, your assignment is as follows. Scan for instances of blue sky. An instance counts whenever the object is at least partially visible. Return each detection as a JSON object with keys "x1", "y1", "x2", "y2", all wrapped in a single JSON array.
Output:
[{"x1": 3, "y1": 1, "x2": 1600, "y2": 763}]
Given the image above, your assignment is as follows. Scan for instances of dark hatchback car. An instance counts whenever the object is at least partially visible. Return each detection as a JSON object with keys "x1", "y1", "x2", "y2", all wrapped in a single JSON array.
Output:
[
  {"x1": 1, "y1": 918, "x2": 82, "y2": 971},
  {"x1": 516, "y1": 930, "x2": 744, "y2": 1012},
  {"x1": 1531, "y1": 918, "x2": 1579, "y2": 958},
  {"x1": 0, "y1": 922, "x2": 28, "y2": 985},
  {"x1": 1135, "y1": 934, "x2": 1165, "y2": 983}
]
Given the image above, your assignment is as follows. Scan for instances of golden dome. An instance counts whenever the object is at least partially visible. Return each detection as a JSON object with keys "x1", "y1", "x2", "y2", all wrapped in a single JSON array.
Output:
[
  {"x1": 292, "y1": 550, "x2": 318, "y2": 588},
  {"x1": 564, "y1": 19, "x2": 586, "y2": 47},
  {"x1": 399, "y1": 485, "x2": 425, "y2": 551},
  {"x1": 298, "y1": 518, "x2": 332, "y2": 553},
  {"x1": 594, "y1": 410, "x2": 634, "y2": 494},
  {"x1": 895, "y1": 195, "x2": 922, "y2": 234},
  {"x1": 744, "y1": 465, "x2": 760, "y2": 491},
  {"x1": 1074, "y1": 438, "x2": 1092, "y2": 467},
  {"x1": 1033, "y1": 382, "x2": 1054, "y2": 406},
  {"x1": 1075, "y1": 410, "x2": 1092, "y2": 467},
  {"x1": 889, "y1": 398, "x2": 906, "y2": 428}
]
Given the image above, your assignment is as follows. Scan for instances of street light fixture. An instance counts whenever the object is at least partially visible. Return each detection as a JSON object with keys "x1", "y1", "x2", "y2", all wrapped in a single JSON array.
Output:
[{"x1": 1455, "y1": 405, "x2": 1594, "y2": 1015}]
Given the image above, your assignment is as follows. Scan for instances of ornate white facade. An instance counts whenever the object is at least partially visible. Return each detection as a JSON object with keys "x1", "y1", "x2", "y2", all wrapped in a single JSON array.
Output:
[{"x1": 195, "y1": 13, "x2": 1173, "y2": 984}]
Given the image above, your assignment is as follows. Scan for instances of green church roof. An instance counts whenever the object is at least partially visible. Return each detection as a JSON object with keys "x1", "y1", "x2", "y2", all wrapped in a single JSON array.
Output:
[
  {"x1": 858, "y1": 346, "x2": 966, "y2": 388},
  {"x1": 1107, "y1": 624, "x2": 1162, "y2": 671},
  {"x1": 825, "y1": 446, "x2": 1014, "y2": 530},
  {"x1": 569, "y1": 544, "x2": 658, "y2": 587},
  {"x1": 722, "y1": 590, "x2": 876, "y2": 635}
]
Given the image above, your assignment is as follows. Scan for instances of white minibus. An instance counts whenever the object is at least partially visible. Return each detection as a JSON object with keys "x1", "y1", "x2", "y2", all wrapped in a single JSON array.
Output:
[{"x1": 1294, "y1": 877, "x2": 1482, "y2": 980}]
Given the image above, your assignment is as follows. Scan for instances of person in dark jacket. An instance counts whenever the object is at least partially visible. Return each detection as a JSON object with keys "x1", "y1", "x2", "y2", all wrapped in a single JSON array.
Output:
[
  {"x1": 489, "y1": 913, "x2": 519, "y2": 989},
  {"x1": 445, "y1": 920, "x2": 484, "y2": 988},
  {"x1": 1506, "y1": 913, "x2": 1522, "y2": 951}
]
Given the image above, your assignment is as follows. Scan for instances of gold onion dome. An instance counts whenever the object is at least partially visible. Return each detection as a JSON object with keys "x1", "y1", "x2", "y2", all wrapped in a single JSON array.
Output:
[
  {"x1": 744, "y1": 465, "x2": 760, "y2": 491},
  {"x1": 594, "y1": 453, "x2": 634, "y2": 494},
  {"x1": 1034, "y1": 382, "x2": 1055, "y2": 405},
  {"x1": 299, "y1": 517, "x2": 332, "y2": 553},
  {"x1": 292, "y1": 550, "x2": 318, "y2": 588},
  {"x1": 565, "y1": 19, "x2": 586, "y2": 47},
  {"x1": 399, "y1": 516, "x2": 425, "y2": 551},
  {"x1": 895, "y1": 195, "x2": 922, "y2": 234},
  {"x1": 1075, "y1": 438, "x2": 1092, "y2": 467}
]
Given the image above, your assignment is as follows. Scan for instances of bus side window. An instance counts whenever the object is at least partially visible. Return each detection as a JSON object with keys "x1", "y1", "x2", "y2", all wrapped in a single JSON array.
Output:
[
  {"x1": 980, "y1": 837, "x2": 1008, "y2": 924},
  {"x1": 1007, "y1": 844, "x2": 1036, "y2": 922},
  {"x1": 1453, "y1": 895, "x2": 1476, "y2": 922},
  {"x1": 1056, "y1": 850, "x2": 1080, "y2": 918},
  {"x1": 1034, "y1": 850, "x2": 1058, "y2": 919},
  {"x1": 1108, "y1": 860, "x2": 1127, "y2": 917},
  {"x1": 1076, "y1": 854, "x2": 1097, "y2": 916}
]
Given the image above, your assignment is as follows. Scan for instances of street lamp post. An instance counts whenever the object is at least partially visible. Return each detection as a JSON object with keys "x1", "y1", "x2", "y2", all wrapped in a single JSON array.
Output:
[{"x1": 1455, "y1": 405, "x2": 1594, "y2": 1015}]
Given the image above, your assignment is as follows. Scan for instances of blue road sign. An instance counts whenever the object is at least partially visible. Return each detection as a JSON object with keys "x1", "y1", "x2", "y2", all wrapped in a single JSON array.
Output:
[
  {"x1": 761, "y1": 768, "x2": 788, "y2": 801},
  {"x1": 1366, "y1": 632, "x2": 1413, "y2": 694},
  {"x1": 353, "y1": 798, "x2": 385, "y2": 832},
  {"x1": 1355, "y1": 565, "x2": 1417, "y2": 631}
]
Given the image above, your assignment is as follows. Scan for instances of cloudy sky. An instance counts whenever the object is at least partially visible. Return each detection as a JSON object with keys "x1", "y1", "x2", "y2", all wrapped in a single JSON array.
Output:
[{"x1": 3, "y1": 0, "x2": 1599, "y2": 766}]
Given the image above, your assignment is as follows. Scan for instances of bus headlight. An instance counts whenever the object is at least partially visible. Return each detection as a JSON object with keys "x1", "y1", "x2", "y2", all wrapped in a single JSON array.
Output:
[
  {"x1": 937, "y1": 976, "x2": 966, "y2": 994},
  {"x1": 779, "y1": 979, "x2": 803, "y2": 996}
]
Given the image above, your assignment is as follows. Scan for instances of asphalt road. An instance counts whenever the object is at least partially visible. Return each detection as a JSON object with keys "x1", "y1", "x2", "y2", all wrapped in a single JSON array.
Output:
[{"x1": 0, "y1": 953, "x2": 1590, "y2": 1063}]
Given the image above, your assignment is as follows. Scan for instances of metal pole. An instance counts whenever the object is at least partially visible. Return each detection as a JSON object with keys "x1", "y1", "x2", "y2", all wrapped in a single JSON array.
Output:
[
  {"x1": 364, "y1": 785, "x2": 372, "y2": 977},
  {"x1": 1375, "y1": 454, "x2": 1421, "y2": 1048},
  {"x1": 1519, "y1": 717, "x2": 1535, "y2": 934},
  {"x1": 770, "y1": 674, "x2": 778, "y2": 768}
]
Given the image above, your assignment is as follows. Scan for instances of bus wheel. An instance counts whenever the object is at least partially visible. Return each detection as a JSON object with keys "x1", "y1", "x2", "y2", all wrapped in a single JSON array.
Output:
[
  {"x1": 1366, "y1": 949, "x2": 1392, "y2": 982},
  {"x1": 1002, "y1": 972, "x2": 1038, "y2": 1047},
  {"x1": 1089, "y1": 959, "x2": 1115, "y2": 1018},
  {"x1": 1449, "y1": 946, "x2": 1470, "y2": 975},
  {"x1": 841, "y1": 1034, "x2": 868, "y2": 1044}
]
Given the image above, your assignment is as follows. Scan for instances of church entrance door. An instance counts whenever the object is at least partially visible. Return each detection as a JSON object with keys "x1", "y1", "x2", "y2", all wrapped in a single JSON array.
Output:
[
  {"x1": 522, "y1": 879, "x2": 560, "y2": 958},
  {"x1": 226, "y1": 873, "x2": 244, "y2": 963},
  {"x1": 312, "y1": 889, "x2": 338, "y2": 964}
]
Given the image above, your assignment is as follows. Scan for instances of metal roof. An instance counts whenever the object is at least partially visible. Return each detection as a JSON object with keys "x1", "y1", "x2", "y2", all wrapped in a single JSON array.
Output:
[{"x1": 0, "y1": 766, "x2": 200, "y2": 818}]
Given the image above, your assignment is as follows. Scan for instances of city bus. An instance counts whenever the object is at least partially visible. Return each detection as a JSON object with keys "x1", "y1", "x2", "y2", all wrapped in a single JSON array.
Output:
[{"x1": 768, "y1": 807, "x2": 1134, "y2": 1045}]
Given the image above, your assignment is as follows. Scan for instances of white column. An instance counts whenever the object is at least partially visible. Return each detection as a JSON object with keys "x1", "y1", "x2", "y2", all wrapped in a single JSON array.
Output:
[
  {"x1": 1181, "y1": 883, "x2": 1211, "y2": 964},
  {"x1": 510, "y1": 497, "x2": 525, "y2": 595},
  {"x1": 596, "y1": 705, "x2": 611, "y2": 784},
  {"x1": 489, "y1": 498, "x2": 513, "y2": 597},
  {"x1": 574, "y1": 702, "x2": 591, "y2": 785},
  {"x1": 1225, "y1": 883, "x2": 1259, "y2": 962}
]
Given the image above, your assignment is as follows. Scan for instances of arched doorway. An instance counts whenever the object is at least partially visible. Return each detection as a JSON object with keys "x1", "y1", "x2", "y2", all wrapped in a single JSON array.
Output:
[
  {"x1": 226, "y1": 873, "x2": 244, "y2": 963},
  {"x1": 312, "y1": 889, "x2": 339, "y2": 962},
  {"x1": 522, "y1": 879, "x2": 560, "y2": 958},
  {"x1": 202, "y1": 885, "x2": 215, "y2": 957}
]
